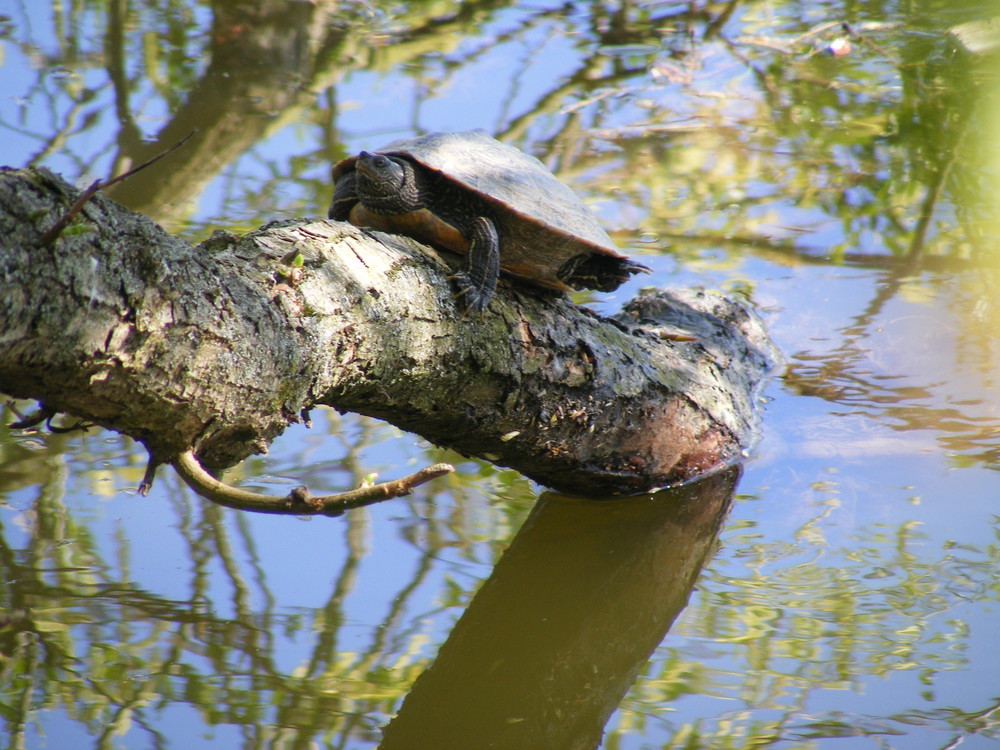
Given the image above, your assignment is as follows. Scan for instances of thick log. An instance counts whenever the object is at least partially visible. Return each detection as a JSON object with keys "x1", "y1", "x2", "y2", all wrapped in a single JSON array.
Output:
[{"x1": 0, "y1": 166, "x2": 776, "y2": 496}]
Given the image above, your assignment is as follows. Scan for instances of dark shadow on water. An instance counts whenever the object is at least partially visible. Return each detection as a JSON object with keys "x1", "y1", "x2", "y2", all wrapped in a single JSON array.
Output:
[{"x1": 379, "y1": 465, "x2": 741, "y2": 750}]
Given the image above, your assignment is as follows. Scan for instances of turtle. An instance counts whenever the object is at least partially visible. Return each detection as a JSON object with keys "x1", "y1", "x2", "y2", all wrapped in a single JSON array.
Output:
[{"x1": 328, "y1": 129, "x2": 649, "y2": 313}]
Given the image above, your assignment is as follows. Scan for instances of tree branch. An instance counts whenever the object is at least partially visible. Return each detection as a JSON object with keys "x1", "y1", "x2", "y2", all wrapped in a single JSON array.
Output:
[
  {"x1": 0, "y1": 166, "x2": 777, "y2": 499},
  {"x1": 171, "y1": 450, "x2": 454, "y2": 515}
]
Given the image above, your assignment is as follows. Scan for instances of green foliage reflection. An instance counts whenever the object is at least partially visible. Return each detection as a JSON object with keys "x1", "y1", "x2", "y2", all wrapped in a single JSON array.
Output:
[{"x1": 609, "y1": 494, "x2": 1000, "y2": 747}]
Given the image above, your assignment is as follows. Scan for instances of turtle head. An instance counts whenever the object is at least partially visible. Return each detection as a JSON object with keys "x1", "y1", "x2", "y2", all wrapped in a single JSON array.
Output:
[{"x1": 354, "y1": 151, "x2": 421, "y2": 214}]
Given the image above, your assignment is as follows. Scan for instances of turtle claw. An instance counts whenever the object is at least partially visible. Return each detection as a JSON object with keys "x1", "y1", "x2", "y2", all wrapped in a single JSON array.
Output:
[{"x1": 449, "y1": 271, "x2": 491, "y2": 315}]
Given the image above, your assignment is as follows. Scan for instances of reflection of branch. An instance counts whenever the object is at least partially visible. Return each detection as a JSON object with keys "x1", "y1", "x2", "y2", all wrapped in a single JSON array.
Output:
[
  {"x1": 204, "y1": 502, "x2": 254, "y2": 621},
  {"x1": 661, "y1": 230, "x2": 981, "y2": 275},
  {"x1": 907, "y1": 133, "x2": 959, "y2": 259},
  {"x1": 173, "y1": 450, "x2": 453, "y2": 516},
  {"x1": 500, "y1": 61, "x2": 644, "y2": 142}
]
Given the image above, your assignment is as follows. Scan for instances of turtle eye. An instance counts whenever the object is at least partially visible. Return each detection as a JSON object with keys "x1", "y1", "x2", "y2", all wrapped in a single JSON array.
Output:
[{"x1": 373, "y1": 155, "x2": 389, "y2": 169}]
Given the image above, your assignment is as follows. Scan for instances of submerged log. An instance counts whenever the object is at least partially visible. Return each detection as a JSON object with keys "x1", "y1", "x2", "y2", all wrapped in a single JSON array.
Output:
[{"x1": 0, "y1": 166, "x2": 776, "y2": 499}]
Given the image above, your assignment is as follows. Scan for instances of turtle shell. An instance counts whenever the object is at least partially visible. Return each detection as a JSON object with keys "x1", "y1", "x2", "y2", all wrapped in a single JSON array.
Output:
[{"x1": 332, "y1": 130, "x2": 633, "y2": 291}]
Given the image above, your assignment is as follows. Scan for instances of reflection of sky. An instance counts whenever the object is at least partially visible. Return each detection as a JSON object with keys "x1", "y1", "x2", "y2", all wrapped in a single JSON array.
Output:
[
  {"x1": 1, "y1": 3, "x2": 812, "y2": 234},
  {"x1": 603, "y1": 251, "x2": 1000, "y2": 743},
  {"x1": 635, "y1": 451, "x2": 1000, "y2": 747}
]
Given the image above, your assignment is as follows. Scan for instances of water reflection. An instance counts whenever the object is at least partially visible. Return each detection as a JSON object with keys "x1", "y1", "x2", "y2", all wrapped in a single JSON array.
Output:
[
  {"x1": 0, "y1": 427, "x2": 737, "y2": 750},
  {"x1": 2, "y1": 0, "x2": 1000, "y2": 748},
  {"x1": 103, "y1": 0, "x2": 354, "y2": 225},
  {"x1": 782, "y1": 262, "x2": 1000, "y2": 469},
  {"x1": 381, "y1": 468, "x2": 739, "y2": 749},
  {"x1": 9, "y1": 0, "x2": 994, "y2": 251}
]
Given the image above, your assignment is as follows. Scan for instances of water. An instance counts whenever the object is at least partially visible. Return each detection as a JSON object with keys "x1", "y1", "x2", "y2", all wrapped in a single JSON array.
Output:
[{"x1": 1, "y1": 1, "x2": 999, "y2": 748}]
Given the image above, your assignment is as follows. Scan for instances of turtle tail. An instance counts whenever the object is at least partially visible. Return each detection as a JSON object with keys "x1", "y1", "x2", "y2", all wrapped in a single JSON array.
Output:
[{"x1": 558, "y1": 254, "x2": 650, "y2": 292}]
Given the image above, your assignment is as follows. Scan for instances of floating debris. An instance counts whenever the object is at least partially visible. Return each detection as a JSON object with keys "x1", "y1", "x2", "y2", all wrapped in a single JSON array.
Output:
[{"x1": 821, "y1": 37, "x2": 853, "y2": 56}]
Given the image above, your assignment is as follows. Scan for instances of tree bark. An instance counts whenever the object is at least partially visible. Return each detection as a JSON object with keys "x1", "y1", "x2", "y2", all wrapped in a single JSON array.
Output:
[{"x1": 0, "y1": 166, "x2": 776, "y2": 496}]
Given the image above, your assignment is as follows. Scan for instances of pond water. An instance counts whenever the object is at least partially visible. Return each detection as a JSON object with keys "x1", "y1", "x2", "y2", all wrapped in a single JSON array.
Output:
[{"x1": 2, "y1": 1, "x2": 999, "y2": 748}]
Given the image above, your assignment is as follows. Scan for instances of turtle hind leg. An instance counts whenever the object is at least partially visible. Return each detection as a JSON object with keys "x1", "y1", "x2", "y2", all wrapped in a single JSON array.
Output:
[
  {"x1": 449, "y1": 217, "x2": 500, "y2": 314},
  {"x1": 559, "y1": 254, "x2": 651, "y2": 292}
]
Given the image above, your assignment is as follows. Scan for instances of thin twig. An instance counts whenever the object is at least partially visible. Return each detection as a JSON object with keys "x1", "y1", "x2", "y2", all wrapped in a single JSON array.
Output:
[
  {"x1": 36, "y1": 130, "x2": 197, "y2": 248},
  {"x1": 138, "y1": 458, "x2": 161, "y2": 497},
  {"x1": 8, "y1": 405, "x2": 56, "y2": 430},
  {"x1": 171, "y1": 450, "x2": 454, "y2": 516},
  {"x1": 44, "y1": 415, "x2": 93, "y2": 433},
  {"x1": 841, "y1": 22, "x2": 900, "y2": 63}
]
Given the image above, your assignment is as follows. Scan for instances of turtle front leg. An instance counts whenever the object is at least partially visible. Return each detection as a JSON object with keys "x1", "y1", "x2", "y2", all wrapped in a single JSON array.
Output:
[
  {"x1": 450, "y1": 216, "x2": 500, "y2": 314},
  {"x1": 328, "y1": 171, "x2": 358, "y2": 221}
]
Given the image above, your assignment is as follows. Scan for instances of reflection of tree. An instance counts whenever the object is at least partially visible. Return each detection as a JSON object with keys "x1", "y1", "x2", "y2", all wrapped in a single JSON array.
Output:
[
  {"x1": 101, "y1": 0, "x2": 358, "y2": 224},
  {"x1": 6, "y1": 0, "x2": 989, "y2": 261},
  {"x1": 557, "y1": 10, "x2": 992, "y2": 294},
  {"x1": 8, "y1": 0, "x2": 520, "y2": 229},
  {"x1": 651, "y1": 6, "x2": 1000, "y2": 473},
  {"x1": 0, "y1": 416, "x2": 487, "y2": 748},
  {"x1": 5, "y1": 443, "x2": 993, "y2": 747},
  {"x1": 776, "y1": 19, "x2": 1000, "y2": 467},
  {"x1": 0, "y1": 430, "x2": 739, "y2": 749}
]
